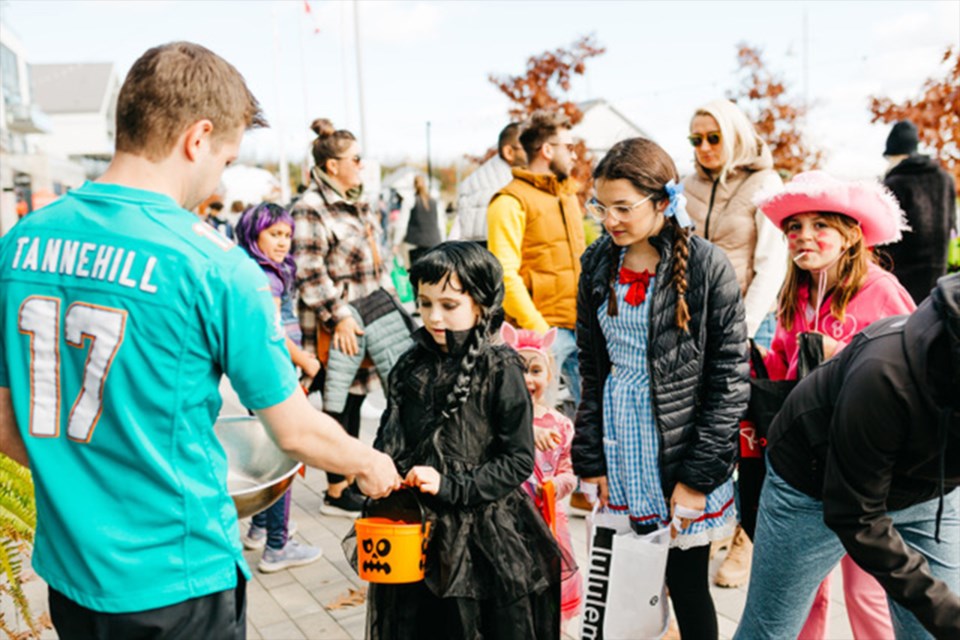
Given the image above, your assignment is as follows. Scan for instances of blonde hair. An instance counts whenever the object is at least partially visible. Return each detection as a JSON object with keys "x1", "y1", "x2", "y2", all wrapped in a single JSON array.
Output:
[
  {"x1": 414, "y1": 175, "x2": 430, "y2": 204},
  {"x1": 777, "y1": 212, "x2": 876, "y2": 331},
  {"x1": 519, "y1": 349, "x2": 559, "y2": 408},
  {"x1": 691, "y1": 99, "x2": 766, "y2": 184}
]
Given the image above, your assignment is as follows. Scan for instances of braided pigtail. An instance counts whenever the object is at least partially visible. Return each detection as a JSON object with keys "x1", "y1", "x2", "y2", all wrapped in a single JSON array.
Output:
[
  {"x1": 593, "y1": 137, "x2": 692, "y2": 324},
  {"x1": 440, "y1": 310, "x2": 491, "y2": 421},
  {"x1": 606, "y1": 239, "x2": 621, "y2": 317},
  {"x1": 670, "y1": 217, "x2": 691, "y2": 332}
]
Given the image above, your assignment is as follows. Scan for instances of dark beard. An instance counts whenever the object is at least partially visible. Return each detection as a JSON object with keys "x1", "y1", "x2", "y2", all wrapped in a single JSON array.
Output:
[{"x1": 549, "y1": 157, "x2": 569, "y2": 182}]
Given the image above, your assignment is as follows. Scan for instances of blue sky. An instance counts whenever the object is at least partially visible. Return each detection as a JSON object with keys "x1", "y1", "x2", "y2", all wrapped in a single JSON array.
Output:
[{"x1": 3, "y1": 0, "x2": 958, "y2": 179}]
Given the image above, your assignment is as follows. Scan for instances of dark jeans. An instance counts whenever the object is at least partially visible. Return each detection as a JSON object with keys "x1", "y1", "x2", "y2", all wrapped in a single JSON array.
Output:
[
  {"x1": 251, "y1": 488, "x2": 292, "y2": 550},
  {"x1": 326, "y1": 393, "x2": 365, "y2": 485},
  {"x1": 50, "y1": 570, "x2": 246, "y2": 640}
]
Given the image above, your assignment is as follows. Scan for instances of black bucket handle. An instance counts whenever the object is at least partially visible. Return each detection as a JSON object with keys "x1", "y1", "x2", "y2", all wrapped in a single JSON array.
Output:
[{"x1": 362, "y1": 488, "x2": 428, "y2": 536}]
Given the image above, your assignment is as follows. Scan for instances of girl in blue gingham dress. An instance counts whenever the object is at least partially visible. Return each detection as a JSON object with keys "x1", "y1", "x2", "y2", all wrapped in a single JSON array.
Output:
[
  {"x1": 600, "y1": 257, "x2": 736, "y2": 549},
  {"x1": 574, "y1": 138, "x2": 749, "y2": 640}
]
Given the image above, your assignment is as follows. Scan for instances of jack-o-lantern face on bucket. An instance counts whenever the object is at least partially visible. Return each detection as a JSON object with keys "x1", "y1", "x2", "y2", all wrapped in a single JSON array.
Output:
[{"x1": 361, "y1": 537, "x2": 392, "y2": 575}]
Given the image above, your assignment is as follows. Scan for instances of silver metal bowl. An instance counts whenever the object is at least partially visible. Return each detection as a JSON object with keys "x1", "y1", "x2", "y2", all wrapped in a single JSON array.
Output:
[{"x1": 215, "y1": 416, "x2": 303, "y2": 518}]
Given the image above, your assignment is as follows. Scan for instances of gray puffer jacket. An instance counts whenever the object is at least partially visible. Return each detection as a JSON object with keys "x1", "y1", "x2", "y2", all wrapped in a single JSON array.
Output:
[{"x1": 572, "y1": 226, "x2": 750, "y2": 497}]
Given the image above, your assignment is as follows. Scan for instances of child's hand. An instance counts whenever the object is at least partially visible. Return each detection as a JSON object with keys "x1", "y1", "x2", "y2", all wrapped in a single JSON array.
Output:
[
  {"x1": 405, "y1": 466, "x2": 441, "y2": 495},
  {"x1": 669, "y1": 481, "x2": 706, "y2": 538},
  {"x1": 581, "y1": 476, "x2": 608, "y2": 507},
  {"x1": 333, "y1": 316, "x2": 365, "y2": 356},
  {"x1": 533, "y1": 426, "x2": 562, "y2": 452},
  {"x1": 302, "y1": 354, "x2": 321, "y2": 378}
]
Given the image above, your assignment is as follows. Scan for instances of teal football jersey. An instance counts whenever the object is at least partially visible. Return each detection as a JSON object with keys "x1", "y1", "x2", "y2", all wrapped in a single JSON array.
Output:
[{"x1": 0, "y1": 182, "x2": 299, "y2": 612}]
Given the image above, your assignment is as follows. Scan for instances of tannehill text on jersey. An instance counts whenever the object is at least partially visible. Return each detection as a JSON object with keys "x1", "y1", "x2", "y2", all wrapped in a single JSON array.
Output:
[{"x1": 9, "y1": 236, "x2": 159, "y2": 294}]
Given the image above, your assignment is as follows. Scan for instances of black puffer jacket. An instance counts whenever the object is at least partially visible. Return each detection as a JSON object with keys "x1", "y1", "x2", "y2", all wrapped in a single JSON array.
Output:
[{"x1": 572, "y1": 226, "x2": 749, "y2": 497}]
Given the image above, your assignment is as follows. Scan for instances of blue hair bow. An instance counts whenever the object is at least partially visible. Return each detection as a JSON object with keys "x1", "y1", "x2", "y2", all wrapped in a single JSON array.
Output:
[{"x1": 664, "y1": 180, "x2": 693, "y2": 228}]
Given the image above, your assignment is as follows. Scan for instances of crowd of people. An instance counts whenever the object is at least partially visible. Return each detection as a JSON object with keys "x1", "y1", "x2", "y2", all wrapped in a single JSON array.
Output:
[{"x1": 1, "y1": 40, "x2": 958, "y2": 640}]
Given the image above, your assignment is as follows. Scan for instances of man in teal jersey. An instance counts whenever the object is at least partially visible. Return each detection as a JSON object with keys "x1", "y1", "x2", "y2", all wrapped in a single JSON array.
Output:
[{"x1": 0, "y1": 42, "x2": 400, "y2": 639}]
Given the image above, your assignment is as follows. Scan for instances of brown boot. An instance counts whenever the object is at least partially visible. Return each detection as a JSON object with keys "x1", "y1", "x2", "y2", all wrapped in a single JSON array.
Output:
[
  {"x1": 709, "y1": 533, "x2": 733, "y2": 560},
  {"x1": 568, "y1": 490, "x2": 592, "y2": 517},
  {"x1": 714, "y1": 525, "x2": 753, "y2": 588}
]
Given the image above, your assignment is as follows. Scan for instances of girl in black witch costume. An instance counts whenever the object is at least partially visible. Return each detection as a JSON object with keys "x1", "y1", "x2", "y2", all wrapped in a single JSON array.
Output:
[{"x1": 367, "y1": 241, "x2": 563, "y2": 639}]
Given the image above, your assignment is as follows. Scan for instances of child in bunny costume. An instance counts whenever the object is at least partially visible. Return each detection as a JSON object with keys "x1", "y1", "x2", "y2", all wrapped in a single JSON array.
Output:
[{"x1": 501, "y1": 323, "x2": 583, "y2": 627}]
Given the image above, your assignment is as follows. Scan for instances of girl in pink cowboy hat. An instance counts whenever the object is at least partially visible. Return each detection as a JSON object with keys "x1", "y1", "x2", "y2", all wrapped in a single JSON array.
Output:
[{"x1": 751, "y1": 170, "x2": 915, "y2": 639}]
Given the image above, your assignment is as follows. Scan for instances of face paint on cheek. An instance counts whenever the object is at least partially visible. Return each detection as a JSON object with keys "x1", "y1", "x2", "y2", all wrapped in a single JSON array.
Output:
[
  {"x1": 815, "y1": 232, "x2": 835, "y2": 253},
  {"x1": 786, "y1": 233, "x2": 799, "y2": 252}
]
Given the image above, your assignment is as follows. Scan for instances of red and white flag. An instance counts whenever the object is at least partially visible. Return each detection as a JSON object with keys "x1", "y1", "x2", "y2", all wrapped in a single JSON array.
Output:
[{"x1": 303, "y1": 0, "x2": 321, "y2": 34}]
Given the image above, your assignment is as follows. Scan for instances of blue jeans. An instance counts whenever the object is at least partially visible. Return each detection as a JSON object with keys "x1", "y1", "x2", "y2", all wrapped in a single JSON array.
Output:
[
  {"x1": 552, "y1": 327, "x2": 581, "y2": 406},
  {"x1": 736, "y1": 464, "x2": 960, "y2": 640},
  {"x1": 252, "y1": 489, "x2": 292, "y2": 550}
]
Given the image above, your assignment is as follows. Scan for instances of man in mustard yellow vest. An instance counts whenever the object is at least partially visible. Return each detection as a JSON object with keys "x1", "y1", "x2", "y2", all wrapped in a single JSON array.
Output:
[{"x1": 487, "y1": 110, "x2": 587, "y2": 404}]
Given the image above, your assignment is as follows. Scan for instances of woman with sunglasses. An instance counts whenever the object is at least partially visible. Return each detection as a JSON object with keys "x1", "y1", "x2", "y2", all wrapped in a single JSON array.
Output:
[
  {"x1": 291, "y1": 118, "x2": 390, "y2": 517},
  {"x1": 681, "y1": 98, "x2": 787, "y2": 589}
]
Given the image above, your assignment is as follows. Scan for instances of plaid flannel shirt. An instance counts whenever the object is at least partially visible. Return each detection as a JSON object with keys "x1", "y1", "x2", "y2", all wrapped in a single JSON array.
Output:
[{"x1": 292, "y1": 176, "x2": 390, "y2": 390}]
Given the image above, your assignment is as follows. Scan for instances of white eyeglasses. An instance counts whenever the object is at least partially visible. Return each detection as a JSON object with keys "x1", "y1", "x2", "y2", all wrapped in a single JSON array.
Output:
[{"x1": 585, "y1": 194, "x2": 654, "y2": 222}]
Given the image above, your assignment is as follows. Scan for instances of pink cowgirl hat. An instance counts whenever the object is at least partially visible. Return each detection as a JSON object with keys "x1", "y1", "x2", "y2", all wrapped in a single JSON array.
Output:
[
  {"x1": 753, "y1": 170, "x2": 909, "y2": 247},
  {"x1": 500, "y1": 323, "x2": 556, "y2": 358}
]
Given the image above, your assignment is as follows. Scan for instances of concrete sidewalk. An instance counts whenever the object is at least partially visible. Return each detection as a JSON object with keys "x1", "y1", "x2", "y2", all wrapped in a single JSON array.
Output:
[{"x1": 9, "y1": 386, "x2": 855, "y2": 639}]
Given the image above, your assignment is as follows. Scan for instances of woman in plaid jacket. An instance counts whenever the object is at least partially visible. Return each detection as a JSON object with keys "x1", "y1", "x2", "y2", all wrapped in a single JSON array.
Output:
[{"x1": 292, "y1": 117, "x2": 392, "y2": 517}]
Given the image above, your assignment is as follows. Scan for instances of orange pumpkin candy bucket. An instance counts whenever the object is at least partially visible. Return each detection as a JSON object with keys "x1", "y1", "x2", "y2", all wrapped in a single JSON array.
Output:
[{"x1": 354, "y1": 489, "x2": 431, "y2": 584}]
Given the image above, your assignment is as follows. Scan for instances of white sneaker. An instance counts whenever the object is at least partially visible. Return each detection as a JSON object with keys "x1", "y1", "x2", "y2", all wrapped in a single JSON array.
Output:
[{"x1": 241, "y1": 520, "x2": 298, "y2": 551}]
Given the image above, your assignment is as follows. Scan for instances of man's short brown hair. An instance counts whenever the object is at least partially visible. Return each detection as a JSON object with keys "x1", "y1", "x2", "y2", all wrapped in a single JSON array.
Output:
[
  {"x1": 519, "y1": 110, "x2": 572, "y2": 164},
  {"x1": 115, "y1": 42, "x2": 267, "y2": 161}
]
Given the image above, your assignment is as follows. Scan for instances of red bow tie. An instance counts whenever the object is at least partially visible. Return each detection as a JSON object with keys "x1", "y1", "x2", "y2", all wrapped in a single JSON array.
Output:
[{"x1": 619, "y1": 267, "x2": 654, "y2": 306}]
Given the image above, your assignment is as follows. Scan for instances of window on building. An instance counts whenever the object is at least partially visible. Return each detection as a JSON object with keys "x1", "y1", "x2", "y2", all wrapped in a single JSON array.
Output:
[{"x1": 1, "y1": 43, "x2": 22, "y2": 107}]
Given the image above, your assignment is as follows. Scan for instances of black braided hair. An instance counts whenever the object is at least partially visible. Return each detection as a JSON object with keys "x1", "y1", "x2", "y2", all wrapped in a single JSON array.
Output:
[{"x1": 408, "y1": 241, "x2": 505, "y2": 459}]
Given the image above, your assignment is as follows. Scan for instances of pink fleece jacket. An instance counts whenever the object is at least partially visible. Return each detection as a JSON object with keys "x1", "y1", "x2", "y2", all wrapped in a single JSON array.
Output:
[{"x1": 764, "y1": 262, "x2": 916, "y2": 381}]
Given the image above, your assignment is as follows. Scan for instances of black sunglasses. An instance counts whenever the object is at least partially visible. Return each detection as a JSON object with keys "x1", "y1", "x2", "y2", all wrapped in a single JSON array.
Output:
[{"x1": 688, "y1": 132, "x2": 721, "y2": 147}]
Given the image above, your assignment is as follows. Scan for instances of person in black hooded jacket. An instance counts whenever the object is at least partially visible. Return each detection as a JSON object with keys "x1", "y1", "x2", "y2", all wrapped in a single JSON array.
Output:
[
  {"x1": 881, "y1": 120, "x2": 957, "y2": 305},
  {"x1": 737, "y1": 273, "x2": 960, "y2": 640}
]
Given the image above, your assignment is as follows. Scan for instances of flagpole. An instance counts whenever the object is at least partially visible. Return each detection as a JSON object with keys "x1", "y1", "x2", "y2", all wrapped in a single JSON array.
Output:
[
  {"x1": 272, "y1": 5, "x2": 291, "y2": 203},
  {"x1": 298, "y1": 1, "x2": 310, "y2": 130},
  {"x1": 340, "y1": 2, "x2": 351, "y2": 127},
  {"x1": 426, "y1": 121, "x2": 432, "y2": 193},
  {"x1": 353, "y1": 0, "x2": 369, "y2": 155}
]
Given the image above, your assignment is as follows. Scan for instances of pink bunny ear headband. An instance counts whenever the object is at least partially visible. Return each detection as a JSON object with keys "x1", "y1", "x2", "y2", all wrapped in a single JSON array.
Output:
[{"x1": 499, "y1": 322, "x2": 557, "y2": 358}]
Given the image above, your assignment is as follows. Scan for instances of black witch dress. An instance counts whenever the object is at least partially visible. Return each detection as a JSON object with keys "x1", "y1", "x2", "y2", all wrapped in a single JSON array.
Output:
[{"x1": 365, "y1": 327, "x2": 563, "y2": 640}]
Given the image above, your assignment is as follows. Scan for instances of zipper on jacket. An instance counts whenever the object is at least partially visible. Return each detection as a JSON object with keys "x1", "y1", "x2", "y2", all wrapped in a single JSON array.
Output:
[
  {"x1": 647, "y1": 242, "x2": 670, "y2": 491},
  {"x1": 703, "y1": 179, "x2": 720, "y2": 239},
  {"x1": 558, "y1": 197, "x2": 576, "y2": 266}
]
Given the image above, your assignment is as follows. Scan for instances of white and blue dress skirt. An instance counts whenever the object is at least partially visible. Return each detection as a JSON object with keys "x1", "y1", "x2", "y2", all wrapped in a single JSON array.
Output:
[{"x1": 598, "y1": 272, "x2": 736, "y2": 550}]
